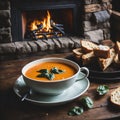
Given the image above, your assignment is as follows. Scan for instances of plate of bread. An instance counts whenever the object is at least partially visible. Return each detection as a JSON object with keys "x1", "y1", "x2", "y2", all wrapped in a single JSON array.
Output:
[{"x1": 72, "y1": 40, "x2": 120, "y2": 82}]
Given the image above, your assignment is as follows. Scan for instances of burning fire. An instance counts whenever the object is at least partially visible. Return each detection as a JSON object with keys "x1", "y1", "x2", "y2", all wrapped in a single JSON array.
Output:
[
  {"x1": 30, "y1": 11, "x2": 52, "y2": 32},
  {"x1": 26, "y1": 10, "x2": 64, "y2": 40}
]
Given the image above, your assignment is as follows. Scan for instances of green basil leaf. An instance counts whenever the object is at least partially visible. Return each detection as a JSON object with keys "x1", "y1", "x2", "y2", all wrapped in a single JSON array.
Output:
[
  {"x1": 58, "y1": 69, "x2": 65, "y2": 73},
  {"x1": 68, "y1": 106, "x2": 84, "y2": 116},
  {"x1": 80, "y1": 96, "x2": 94, "y2": 109},
  {"x1": 51, "y1": 67, "x2": 65, "y2": 74},
  {"x1": 97, "y1": 85, "x2": 109, "y2": 95},
  {"x1": 37, "y1": 69, "x2": 48, "y2": 73},
  {"x1": 37, "y1": 72, "x2": 49, "y2": 78},
  {"x1": 50, "y1": 67, "x2": 59, "y2": 74},
  {"x1": 47, "y1": 73, "x2": 55, "y2": 80}
]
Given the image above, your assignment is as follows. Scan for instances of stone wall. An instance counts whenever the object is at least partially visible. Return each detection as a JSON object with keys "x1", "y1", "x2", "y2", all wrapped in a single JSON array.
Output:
[
  {"x1": 0, "y1": 0, "x2": 12, "y2": 43},
  {"x1": 81, "y1": 0, "x2": 112, "y2": 43}
]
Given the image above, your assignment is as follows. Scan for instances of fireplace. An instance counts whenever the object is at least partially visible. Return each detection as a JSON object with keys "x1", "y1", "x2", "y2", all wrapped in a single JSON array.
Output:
[
  {"x1": 0, "y1": 0, "x2": 113, "y2": 61},
  {"x1": 11, "y1": 0, "x2": 81, "y2": 41}
]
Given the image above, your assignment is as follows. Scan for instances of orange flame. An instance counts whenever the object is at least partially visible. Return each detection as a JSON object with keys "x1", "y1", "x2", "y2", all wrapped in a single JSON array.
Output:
[{"x1": 30, "y1": 11, "x2": 52, "y2": 32}]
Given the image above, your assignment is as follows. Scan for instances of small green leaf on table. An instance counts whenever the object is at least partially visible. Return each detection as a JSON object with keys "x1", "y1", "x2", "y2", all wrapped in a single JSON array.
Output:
[
  {"x1": 97, "y1": 85, "x2": 109, "y2": 95},
  {"x1": 68, "y1": 106, "x2": 84, "y2": 116}
]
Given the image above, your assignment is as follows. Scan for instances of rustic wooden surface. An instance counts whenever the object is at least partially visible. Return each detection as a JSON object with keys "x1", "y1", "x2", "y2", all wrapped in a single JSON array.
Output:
[{"x1": 0, "y1": 52, "x2": 120, "y2": 120}]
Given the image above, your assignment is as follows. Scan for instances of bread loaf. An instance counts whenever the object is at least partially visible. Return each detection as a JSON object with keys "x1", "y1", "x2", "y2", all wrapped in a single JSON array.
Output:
[
  {"x1": 100, "y1": 39, "x2": 115, "y2": 48},
  {"x1": 115, "y1": 41, "x2": 120, "y2": 52},
  {"x1": 72, "y1": 48, "x2": 83, "y2": 61},
  {"x1": 114, "y1": 54, "x2": 120, "y2": 66},
  {"x1": 81, "y1": 40, "x2": 98, "y2": 53},
  {"x1": 82, "y1": 51, "x2": 95, "y2": 65},
  {"x1": 73, "y1": 40, "x2": 118, "y2": 71},
  {"x1": 110, "y1": 87, "x2": 120, "y2": 107},
  {"x1": 115, "y1": 41, "x2": 120, "y2": 60},
  {"x1": 94, "y1": 45, "x2": 110, "y2": 58},
  {"x1": 98, "y1": 48, "x2": 115, "y2": 71},
  {"x1": 72, "y1": 48, "x2": 83, "y2": 56}
]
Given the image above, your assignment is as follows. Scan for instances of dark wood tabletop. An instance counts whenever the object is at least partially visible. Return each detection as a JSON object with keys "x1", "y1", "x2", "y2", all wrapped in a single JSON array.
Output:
[{"x1": 0, "y1": 52, "x2": 120, "y2": 120}]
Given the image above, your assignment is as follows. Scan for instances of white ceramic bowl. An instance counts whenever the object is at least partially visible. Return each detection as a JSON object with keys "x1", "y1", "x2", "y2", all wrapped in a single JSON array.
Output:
[{"x1": 22, "y1": 57, "x2": 89, "y2": 95}]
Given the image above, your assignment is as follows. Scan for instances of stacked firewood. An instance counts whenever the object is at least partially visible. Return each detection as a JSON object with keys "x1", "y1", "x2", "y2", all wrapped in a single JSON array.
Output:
[{"x1": 81, "y1": 0, "x2": 112, "y2": 43}]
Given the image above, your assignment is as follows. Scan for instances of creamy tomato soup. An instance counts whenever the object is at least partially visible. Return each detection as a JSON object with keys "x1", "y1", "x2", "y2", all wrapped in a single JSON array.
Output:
[{"x1": 25, "y1": 62, "x2": 77, "y2": 81}]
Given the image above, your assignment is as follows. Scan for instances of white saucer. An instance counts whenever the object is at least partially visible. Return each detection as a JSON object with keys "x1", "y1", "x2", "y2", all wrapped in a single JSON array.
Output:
[{"x1": 13, "y1": 74, "x2": 90, "y2": 106}]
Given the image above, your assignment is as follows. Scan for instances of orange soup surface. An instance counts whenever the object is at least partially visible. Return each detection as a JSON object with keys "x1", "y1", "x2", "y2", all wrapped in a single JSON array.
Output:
[{"x1": 25, "y1": 62, "x2": 77, "y2": 81}]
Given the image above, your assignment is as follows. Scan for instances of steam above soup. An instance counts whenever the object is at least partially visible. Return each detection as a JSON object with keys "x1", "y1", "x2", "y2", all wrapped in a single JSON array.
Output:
[{"x1": 25, "y1": 62, "x2": 77, "y2": 81}]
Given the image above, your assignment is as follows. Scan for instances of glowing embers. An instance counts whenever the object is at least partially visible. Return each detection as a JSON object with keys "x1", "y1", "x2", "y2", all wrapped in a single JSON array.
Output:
[{"x1": 25, "y1": 11, "x2": 65, "y2": 40}]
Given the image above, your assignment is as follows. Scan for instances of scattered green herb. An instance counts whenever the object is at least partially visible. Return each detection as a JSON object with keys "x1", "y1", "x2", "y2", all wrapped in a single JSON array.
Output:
[
  {"x1": 36, "y1": 67, "x2": 65, "y2": 80},
  {"x1": 67, "y1": 96, "x2": 93, "y2": 116},
  {"x1": 80, "y1": 96, "x2": 94, "y2": 109},
  {"x1": 97, "y1": 85, "x2": 109, "y2": 95},
  {"x1": 50, "y1": 67, "x2": 65, "y2": 74},
  {"x1": 48, "y1": 73, "x2": 55, "y2": 80},
  {"x1": 68, "y1": 106, "x2": 84, "y2": 116},
  {"x1": 37, "y1": 69, "x2": 48, "y2": 73},
  {"x1": 37, "y1": 72, "x2": 49, "y2": 77}
]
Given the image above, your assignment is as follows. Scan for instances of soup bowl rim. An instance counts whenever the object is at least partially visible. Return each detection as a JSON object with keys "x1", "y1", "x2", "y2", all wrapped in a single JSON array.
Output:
[{"x1": 22, "y1": 57, "x2": 80, "y2": 83}]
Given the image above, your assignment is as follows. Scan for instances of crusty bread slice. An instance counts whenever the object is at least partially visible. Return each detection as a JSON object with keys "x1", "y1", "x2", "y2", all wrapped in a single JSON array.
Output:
[
  {"x1": 81, "y1": 40, "x2": 98, "y2": 53},
  {"x1": 110, "y1": 87, "x2": 120, "y2": 107},
  {"x1": 82, "y1": 51, "x2": 95, "y2": 65},
  {"x1": 115, "y1": 41, "x2": 120, "y2": 60},
  {"x1": 114, "y1": 54, "x2": 120, "y2": 65},
  {"x1": 72, "y1": 48, "x2": 83, "y2": 61},
  {"x1": 100, "y1": 39, "x2": 115, "y2": 48},
  {"x1": 72, "y1": 48, "x2": 83, "y2": 56},
  {"x1": 94, "y1": 45, "x2": 110, "y2": 58},
  {"x1": 98, "y1": 48, "x2": 115, "y2": 71},
  {"x1": 115, "y1": 41, "x2": 120, "y2": 52}
]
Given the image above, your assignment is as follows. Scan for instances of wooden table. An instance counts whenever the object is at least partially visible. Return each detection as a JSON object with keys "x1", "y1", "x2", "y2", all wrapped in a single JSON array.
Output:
[{"x1": 0, "y1": 52, "x2": 120, "y2": 120}]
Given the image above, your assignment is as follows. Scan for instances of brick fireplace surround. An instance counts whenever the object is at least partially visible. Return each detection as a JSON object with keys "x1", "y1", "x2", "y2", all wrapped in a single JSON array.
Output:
[{"x1": 0, "y1": 0, "x2": 119, "y2": 60}]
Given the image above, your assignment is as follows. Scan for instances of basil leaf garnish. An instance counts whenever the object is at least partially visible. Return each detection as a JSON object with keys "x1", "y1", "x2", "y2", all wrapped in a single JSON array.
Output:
[
  {"x1": 80, "y1": 96, "x2": 94, "y2": 109},
  {"x1": 50, "y1": 67, "x2": 65, "y2": 74},
  {"x1": 97, "y1": 85, "x2": 109, "y2": 95},
  {"x1": 37, "y1": 72, "x2": 49, "y2": 78},
  {"x1": 36, "y1": 67, "x2": 65, "y2": 80},
  {"x1": 47, "y1": 73, "x2": 55, "y2": 80},
  {"x1": 68, "y1": 106, "x2": 84, "y2": 116},
  {"x1": 37, "y1": 69, "x2": 48, "y2": 73},
  {"x1": 58, "y1": 69, "x2": 65, "y2": 73}
]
